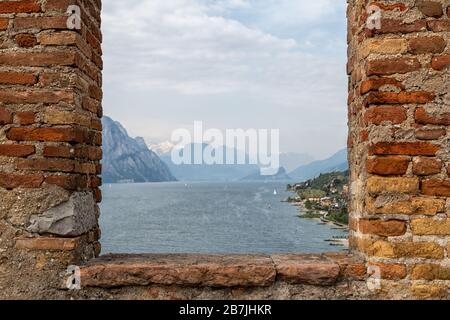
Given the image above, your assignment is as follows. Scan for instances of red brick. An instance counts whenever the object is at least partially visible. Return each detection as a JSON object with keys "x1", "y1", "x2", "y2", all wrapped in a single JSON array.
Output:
[
  {"x1": 95, "y1": 163, "x2": 101, "y2": 175},
  {"x1": 0, "y1": 107, "x2": 12, "y2": 125},
  {"x1": 7, "y1": 127, "x2": 85, "y2": 143},
  {"x1": 15, "y1": 33, "x2": 37, "y2": 48},
  {"x1": 43, "y1": 145, "x2": 74, "y2": 158},
  {"x1": 74, "y1": 162, "x2": 96, "y2": 174},
  {"x1": 360, "y1": 129, "x2": 369, "y2": 142},
  {"x1": 89, "y1": 85, "x2": 102, "y2": 100},
  {"x1": 0, "y1": 144, "x2": 35, "y2": 157},
  {"x1": 87, "y1": 146, "x2": 102, "y2": 161},
  {"x1": 413, "y1": 157, "x2": 442, "y2": 176},
  {"x1": 0, "y1": 173, "x2": 43, "y2": 189},
  {"x1": 38, "y1": 72, "x2": 72, "y2": 88},
  {"x1": 0, "y1": 51, "x2": 76, "y2": 67},
  {"x1": 415, "y1": 107, "x2": 450, "y2": 125},
  {"x1": 369, "y1": 19, "x2": 427, "y2": 35},
  {"x1": 422, "y1": 179, "x2": 450, "y2": 197},
  {"x1": 360, "y1": 78, "x2": 404, "y2": 95},
  {"x1": 14, "y1": 112, "x2": 35, "y2": 125},
  {"x1": 0, "y1": 0, "x2": 40, "y2": 14},
  {"x1": 415, "y1": 128, "x2": 446, "y2": 140},
  {"x1": 82, "y1": 96, "x2": 100, "y2": 113},
  {"x1": 427, "y1": 20, "x2": 450, "y2": 32},
  {"x1": 431, "y1": 55, "x2": 450, "y2": 71},
  {"x1": 0, "y1": 18, "x2": 8, "y2": 30},
  {"x1": 16, "y1": 158, "x2": 75, "y2": 172},
  {"x1": 359, "y1": 219, "x2": 407, "y2": 237},
  {"x1": 0, "y1": 89, "x2": 75, "y2": 104},
  {"x1": 94, "y1": 188, "x2": 102, "y2": 202},
  {"x1": 0, "y1": 72, "x2": 36, "y2": 85},
  {"x1": 13, "y1": 16, "x2": 68, "y2": 30},
  {"x1": 364, "y1": 92, "x2": 435, "y2": 105},
  {"x1": 90, "y1": 176, "x2": 101, "y2": 188},
  {"x1": 90, "y1": 119, "x2": 102, "y2": 131},
  {"x1": 417, "y1": 1, "x2": 443, "y2": 17},
  {"x1": 370, "y1": 142, "x2": 439, "y2": 156},
  {"x1": 74, "y1": 145, "x2": 102, "y2": 161},
  {"x1": 364, "y1": 106, "x2": 407, "y2": 125},
  {"x1": 367, "y1": 57, "x2": 421, "y2": 75},
  {"x1": 45, "y1": 175, "x2": 87, "y2": 190},
  {"x1": 366, "y1": 156, "x2": 410, "y2": 175},
  {"x1": 409, "y1": 36, "x2": 446, "y2": 54}
]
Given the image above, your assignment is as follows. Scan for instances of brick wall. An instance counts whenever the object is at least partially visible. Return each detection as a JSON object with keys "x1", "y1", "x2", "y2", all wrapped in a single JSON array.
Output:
[
  {"x1": 348, "y1": 0, "x2": 450, "y2": 299},
  {"x1": 0, "y1": 0, "x2": 102, "y2": 298}
]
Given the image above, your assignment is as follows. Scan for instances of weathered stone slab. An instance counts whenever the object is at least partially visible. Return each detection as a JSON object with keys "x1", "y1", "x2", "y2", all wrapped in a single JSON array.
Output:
[
  {"x1": 27, "y1": 191, "x2": 97, "y2": 236},
  {"x1": 272, "y1": 254, "x2": 340, "y2": 286},
  {"x1": 80, "y1": 254, "x2": 277, "y2": 288}
]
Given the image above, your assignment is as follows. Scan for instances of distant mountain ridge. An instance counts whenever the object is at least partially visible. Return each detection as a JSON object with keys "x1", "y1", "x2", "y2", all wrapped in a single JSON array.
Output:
[
  {"x1": 160, "y1": 143, "x2": 258, "y2": 181},
  {"x1": 102, "y1": 116, "x2": 176, "y2": 183},
  {"x1": 241, "y1": 167, "x2": 292, "y2": 181},
  {"x1": 149, "y1": 140, "x2": 314, "y2": 172},
  {"x1": 289, "y1": 149, "x2": 348, "y2": 181}
]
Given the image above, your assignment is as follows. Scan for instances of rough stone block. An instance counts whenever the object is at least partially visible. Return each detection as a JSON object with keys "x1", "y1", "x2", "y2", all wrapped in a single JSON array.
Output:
[{"x1": 28, "y1": 191, "x2": 97, "y2": 236}]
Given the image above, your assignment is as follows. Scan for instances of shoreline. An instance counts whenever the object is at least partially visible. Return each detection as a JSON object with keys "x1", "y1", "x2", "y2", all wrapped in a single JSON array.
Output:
[{"x1": 286, "y1": 197, "x2": 349, "y2": 248}]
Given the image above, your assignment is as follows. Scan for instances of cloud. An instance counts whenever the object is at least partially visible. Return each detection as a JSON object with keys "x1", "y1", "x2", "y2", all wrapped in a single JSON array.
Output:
[{"x1": 102, "y1": 0, "x2": 347, "y2": 157}]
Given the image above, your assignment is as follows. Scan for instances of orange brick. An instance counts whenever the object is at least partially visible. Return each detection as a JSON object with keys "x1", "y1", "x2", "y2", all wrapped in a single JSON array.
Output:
[
  {"x1": 366, "y1": 156, "x2": 410, "y2": 175},
  {"x1": 364, "y1": 91, "x2": 435, "y2": 105},
  {"x1": 360, "y1": 77, "x2": 404, "y2": 95},
  {"x1": 15, "y1": 237, "x2": 80, "y2": 251},
  {"x1": 359, "y1": 219, "x2": 407, "y2": 237}
]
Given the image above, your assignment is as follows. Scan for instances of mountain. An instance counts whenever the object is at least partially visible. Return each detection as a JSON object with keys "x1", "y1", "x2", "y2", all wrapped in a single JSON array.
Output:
[
  {"x1": 149, "y1": 142, "x2": 313, "y2": 173},
  {"x1": 160, "y1": 143, "x2": 259, "y2": 181},
  {"x1": 147, "y1": 140, "x2": 177, "y2": 156},
  {"x1": 280, "y1": 152, "x2": 315, "y2": 172},
  {"x1": 289, "y1": 149, "x2": 348, "y2": 181},
  {"x1": 241, "y1": 167, "x2": 292, "y2": 181},
  {"x1": 102, "y1": 116, "x2": 176, "y2": 183}
]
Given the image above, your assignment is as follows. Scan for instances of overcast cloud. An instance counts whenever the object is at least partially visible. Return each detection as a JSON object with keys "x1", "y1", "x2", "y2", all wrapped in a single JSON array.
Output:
[{"x1": 102, "y1": 0, "x2": 347, "y2": 158}]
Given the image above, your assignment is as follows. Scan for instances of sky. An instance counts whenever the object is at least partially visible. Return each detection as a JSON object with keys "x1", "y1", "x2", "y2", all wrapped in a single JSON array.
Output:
[{"x1": 102, "y1": 0, "x2": 348, "y2": 159}]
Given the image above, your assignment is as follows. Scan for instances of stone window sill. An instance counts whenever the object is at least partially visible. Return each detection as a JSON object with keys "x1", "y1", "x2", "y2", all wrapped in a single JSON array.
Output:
[{"x1": 79, "y1": 253, "x2": 366, "y2": 289}]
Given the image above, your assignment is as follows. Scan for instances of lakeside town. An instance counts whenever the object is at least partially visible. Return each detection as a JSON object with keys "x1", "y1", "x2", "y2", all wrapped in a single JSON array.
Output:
[{"x1": 286, "y1": 171, "x2": 350, "y2": 247}]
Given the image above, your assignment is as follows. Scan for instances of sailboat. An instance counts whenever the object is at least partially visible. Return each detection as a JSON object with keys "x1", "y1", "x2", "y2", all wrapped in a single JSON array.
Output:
[{"x1": 273, "y1": 189, "x2": 277, "y2": 195}]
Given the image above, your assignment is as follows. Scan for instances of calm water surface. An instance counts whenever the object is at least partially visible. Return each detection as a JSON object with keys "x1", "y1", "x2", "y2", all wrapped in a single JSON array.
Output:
[{"x1": 100, "y1": 181, "x2": 347, "y2": 254}]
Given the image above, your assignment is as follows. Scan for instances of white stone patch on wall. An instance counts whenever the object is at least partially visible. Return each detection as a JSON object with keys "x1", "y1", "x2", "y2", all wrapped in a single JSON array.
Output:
[{"x1": 27, "y1": 192, "x2": 97, "y2": 236}]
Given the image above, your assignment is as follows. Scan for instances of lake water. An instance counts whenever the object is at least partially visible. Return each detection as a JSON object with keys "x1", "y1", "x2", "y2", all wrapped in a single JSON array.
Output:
[{"x1": 100, "y1": 181, "x2": 347, "y2": 254}]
